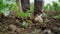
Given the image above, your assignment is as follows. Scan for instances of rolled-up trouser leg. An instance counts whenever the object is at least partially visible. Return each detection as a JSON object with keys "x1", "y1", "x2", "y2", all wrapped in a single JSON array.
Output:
[
  {"x1": 21, "y1": 0, "x2": 30, "y2": 12},
  {"x1": 34, "y1": 0, "x2": 44, "y2": 16}
]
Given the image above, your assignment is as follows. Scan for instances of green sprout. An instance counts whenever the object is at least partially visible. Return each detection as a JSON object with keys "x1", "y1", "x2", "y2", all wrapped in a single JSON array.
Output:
[{"x1": 22, "y1": 21, "x2": 28, "y2": 28}]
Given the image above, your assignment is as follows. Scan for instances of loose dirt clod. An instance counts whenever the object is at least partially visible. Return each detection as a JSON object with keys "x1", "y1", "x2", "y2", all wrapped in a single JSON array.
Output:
[
  {"x1": 9, "y1": 24, "x2": 17, "y2": 32},
  {"x1": 35, "y1": 14, "x2": 43, "y2": 24}
]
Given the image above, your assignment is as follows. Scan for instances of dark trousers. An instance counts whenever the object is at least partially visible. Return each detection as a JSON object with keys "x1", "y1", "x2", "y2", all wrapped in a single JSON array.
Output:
[{"x1": 21, "y1": 0, "x2": 44, "y2": 13}]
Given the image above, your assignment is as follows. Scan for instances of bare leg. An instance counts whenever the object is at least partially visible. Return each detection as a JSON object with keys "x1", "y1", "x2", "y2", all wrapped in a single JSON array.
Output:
[{"x1": 16, "y1": 0, "x2": 23, "y2": 12}]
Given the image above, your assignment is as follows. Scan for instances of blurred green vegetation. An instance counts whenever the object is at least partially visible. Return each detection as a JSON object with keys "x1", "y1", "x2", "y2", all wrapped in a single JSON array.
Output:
[
  {"x1": 44, "y1": 0, "x2": 60, "y2": 19},
  {"x1": 0, "y1": 0, "x2": 34, "y2": 18},
  {"x1": 17, "y1": 3, "x2": 34, "y2": 18},
  {"x1": 0, "y1": 0, "x2": 18, "y2": 16}
]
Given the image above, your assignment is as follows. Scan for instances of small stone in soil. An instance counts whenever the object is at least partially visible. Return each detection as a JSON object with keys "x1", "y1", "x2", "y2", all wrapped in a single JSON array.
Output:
[{"x1": 43, "y1": 29, "x2": 52, "y2": 34}]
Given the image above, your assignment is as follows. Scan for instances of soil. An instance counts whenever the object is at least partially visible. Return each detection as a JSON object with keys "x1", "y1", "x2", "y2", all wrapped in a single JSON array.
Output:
[{"x1": 0, "y1": 11, "x2": 60, "y2": 34}]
